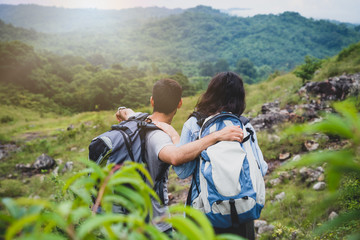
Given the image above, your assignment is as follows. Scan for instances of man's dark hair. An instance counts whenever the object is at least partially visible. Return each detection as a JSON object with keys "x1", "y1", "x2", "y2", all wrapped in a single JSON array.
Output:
[
  {"x1": 195, "y1": 71, "x2": 246, "y2": 117},
  {"x1": 153, "y1": 79, "x2": 182, "y2": 114}
]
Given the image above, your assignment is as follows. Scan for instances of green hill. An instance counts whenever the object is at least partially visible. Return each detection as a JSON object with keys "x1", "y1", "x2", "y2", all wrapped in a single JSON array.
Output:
[
  {"x1": 0, "y1": 40, "x2": 195, "y2": 112},
  {"x1": 1, "y1": 4, "x2": 359, "y2": 80}
]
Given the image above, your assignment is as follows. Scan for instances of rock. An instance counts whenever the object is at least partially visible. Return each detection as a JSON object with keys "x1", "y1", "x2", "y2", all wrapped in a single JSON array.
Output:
[
  {"x1": 261, "y1": 101, "x2": 280, "y2": 114},
  {"x1": 318, "y1": 174, "x2": 325, "y2": 182},
  {"x1": 290, "y1": 169, "x2": 298, "y2": 178},
  {"x1": 313, "y1": 182, "x2": 326, "y2": 191},
  {"x1": 258, "y1": 224, "x2": 275, "y2": 234},
  {"x1": 328, "y1": 211, "x2": 338, "y2": 220},
  {"x1": 292, "y1": 154, "x2": 301, "y2": 162},
  {"x1": 0, "y1": 149, "x2": 4, "y2": 160},
  {"x1": 291, "y1": 231, "x2": 299, "y2": 240},
  {"x1": 275, "y1": 192, "x2": 286, "y2": 201},
  {"x1": 279, "y1": 152, "x2": 291, "y2": 161},
  {"x1": 270, "y1": 178, "x2": 281, "y2": 186},
  {"x1": 254, "y1": 220, "x2": 268, "y2": 229},
  {"x1": 168, "y1": 193, "x2": 174, "y2": 201},
  {"x1": 303, "y1": 73, "x2": 360, "y2": 101},
  {"x1": 299, "y1": 167, "x2": 309, "y2": 177},
  {"x1": 22, "y1": 179, "x2": 30, "y2": 184},
  {"x1": 251, "y1": 111, "x2": 290, "y2": 131},
  {"x1": 39, "y1": 175, "x2": 45, "y2": 183},
  {"x1": 300, "y1": 167, "x2": 323, "y2": 184},
  {"x1": 70, "y1": 147, "x2": 77, "y2": 152},
  {"x1": 33, "y1": 154, "x2": 56, "y2": 170},
  {"x1": 0, "y1": 143, "x2": 19, "y2": 160},
  {"x1": 279, "y1": 171, "x2": 291, "y2": 181},
  {"x1": 62, "y1": 161, "x2": 74, "y2": 173},
  {"x1": 311, "y1": 118, "x2": 323, "y2": 124},
  {"x1": 53, "y1": 166, "x2": 59, "y2": 176},
  {"x1": 309, "y1": 170, "x2": 322, "y2": 183},
  {"x1": 304, "y1": 140, "x2": 319, "y2": 151},
  {"x1": 56, "y1": 159, "x2": 63, "y2": 165},
  {"x1": 316, "y1": 166, "x2": 325, "y2": 173},
  {"x1": 268, "y1": 134, "x2": 281, "y2": 142},
  {"x1": 16, "y1": 163, "x2": 34, "y2": 172},
  {"x1": 250, "y1": 101, "x2": 291, "y2": 131}
]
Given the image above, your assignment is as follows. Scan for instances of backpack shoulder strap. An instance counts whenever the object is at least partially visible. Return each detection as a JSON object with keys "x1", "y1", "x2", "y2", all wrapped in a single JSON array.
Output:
[
  {"x1": 189, "y1": 111, "x2": 207, "y2": 127},
  {"x1": 201, "y1": 112, "x2": 240, "y2": 132},
  {"x1": 239, "y1": 116, "x2": 255, "y2": 143},
  {"x1": 132, "y1": 112, "x2": 150, "y2": 121},
  {"x1": 239, "y1": 116, "x2": 250, "y2": 126}
]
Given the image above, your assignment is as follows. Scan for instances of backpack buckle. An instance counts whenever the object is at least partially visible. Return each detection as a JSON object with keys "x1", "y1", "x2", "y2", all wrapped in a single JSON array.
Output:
[{"x1": 138, "y1": 121, "x2": 147, "y2": 128}]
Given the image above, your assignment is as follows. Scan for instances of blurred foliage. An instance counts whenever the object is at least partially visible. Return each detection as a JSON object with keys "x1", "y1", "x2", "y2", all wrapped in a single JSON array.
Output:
[
  {"x1": 0, "y1": 161, "x2": 243, "y2": 240},
  {"x1": 286, "y1": 99, "x2": 360, "y2": 238}
]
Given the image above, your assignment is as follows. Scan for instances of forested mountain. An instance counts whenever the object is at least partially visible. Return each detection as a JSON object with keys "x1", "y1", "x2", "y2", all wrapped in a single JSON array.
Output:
[
  {"x1": 1, "y1": 4, "x2": 360, "y2": 81},
  {"x1": 0, "y1": 41, "x2": 195, "y2": 113}
]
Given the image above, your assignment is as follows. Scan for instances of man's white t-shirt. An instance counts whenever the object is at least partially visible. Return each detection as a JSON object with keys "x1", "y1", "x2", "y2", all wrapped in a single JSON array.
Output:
[{"x1": 144, "y1": 129, "x2": 173, "y2": 232}]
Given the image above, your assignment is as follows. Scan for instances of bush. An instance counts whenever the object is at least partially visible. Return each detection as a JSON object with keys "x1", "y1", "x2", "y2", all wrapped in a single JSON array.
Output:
[
  {"x1": 0, "y1": 161, "x2": 243, "y2": 240},
  {"x1": 0, "y1": 115, "x2": 14, "y2": 124}
]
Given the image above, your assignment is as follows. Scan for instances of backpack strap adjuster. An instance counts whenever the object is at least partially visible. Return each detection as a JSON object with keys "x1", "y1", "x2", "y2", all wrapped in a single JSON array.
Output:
[{"x1": 229, "y1": 198, "x2": 240, "y2": 228}]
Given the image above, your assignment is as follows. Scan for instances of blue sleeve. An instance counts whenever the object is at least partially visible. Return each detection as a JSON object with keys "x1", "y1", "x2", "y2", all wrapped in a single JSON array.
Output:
[
  {"x1": 173, "y1": 118, "x2": 198, "y2": 179},
  {"x1": 248, "y1": 123, "x2": 268, "y2": 176}
]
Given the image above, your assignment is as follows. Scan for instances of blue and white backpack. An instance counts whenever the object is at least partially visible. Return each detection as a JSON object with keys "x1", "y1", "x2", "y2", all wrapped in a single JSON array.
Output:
[{"x1": 191, "y1": 112, "x2": 266, "y2": 228}]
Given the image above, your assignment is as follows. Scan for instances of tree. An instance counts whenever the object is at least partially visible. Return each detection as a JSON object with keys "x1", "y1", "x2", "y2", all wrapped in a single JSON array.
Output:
[
  {"x1": 294, "y1": 55, "x2": 322, "y2": 84},
  {"x1": 213, "y1": 59, "x2": 229, "y2": 74},
  {"x1": 235, "y1": 58, "x2": 257, "y2": 84},
  {"x1": 199, "y1": 61, "x2": 215, "y2": 77},
  {"x1": 169, "y1": 72, "x2": 196, "y2": 97}
]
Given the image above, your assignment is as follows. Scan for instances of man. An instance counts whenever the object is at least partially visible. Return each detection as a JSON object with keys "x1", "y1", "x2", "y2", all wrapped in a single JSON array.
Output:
[{"x1": 116, "y1": 78, "x2": 243, "y2": 233}]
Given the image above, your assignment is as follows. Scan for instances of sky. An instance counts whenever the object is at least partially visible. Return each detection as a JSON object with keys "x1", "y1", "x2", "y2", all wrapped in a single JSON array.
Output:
[{"x1": 0, "y1": 0, "x2": 359, "y2": 24}]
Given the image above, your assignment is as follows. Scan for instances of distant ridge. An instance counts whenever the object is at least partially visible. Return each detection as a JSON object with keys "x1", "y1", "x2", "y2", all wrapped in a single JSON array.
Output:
[
  {"x1": 1, "y1": 4, "x2": 359, "y2": 76},
  {"x1": 0, "y1": 4, "x2": 184, "y2": 33}
]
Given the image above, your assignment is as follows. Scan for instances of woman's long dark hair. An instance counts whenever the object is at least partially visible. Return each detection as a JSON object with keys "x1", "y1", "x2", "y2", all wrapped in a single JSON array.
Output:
[{"x1": 195, "y1": 71, "x2": 246, "y2": 117}]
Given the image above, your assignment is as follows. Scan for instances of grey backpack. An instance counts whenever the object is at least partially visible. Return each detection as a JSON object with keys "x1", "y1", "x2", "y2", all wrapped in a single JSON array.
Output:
[{"x1": 88, "y1": 113, "x2": 169, "y2": 211}]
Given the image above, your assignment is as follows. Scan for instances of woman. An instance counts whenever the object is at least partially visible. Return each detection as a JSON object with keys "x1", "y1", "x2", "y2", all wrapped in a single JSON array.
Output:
[{"x1": 157, "y1": 72, "x2": 268, "y2": 239}]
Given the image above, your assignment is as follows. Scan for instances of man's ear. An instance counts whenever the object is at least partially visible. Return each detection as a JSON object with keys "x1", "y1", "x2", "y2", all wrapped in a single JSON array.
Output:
[
  {"x1": 177, "y1": 98, "x2": 183, "y2": 109},
  {"x1": 150, "y1": 96, "x2": 154, "y2": 107}
]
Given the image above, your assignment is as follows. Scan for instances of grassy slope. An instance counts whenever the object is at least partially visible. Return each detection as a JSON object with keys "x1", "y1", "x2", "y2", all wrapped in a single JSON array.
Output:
[{"x1": 1, "y1": 42, "x2": 359, "y2": 238}]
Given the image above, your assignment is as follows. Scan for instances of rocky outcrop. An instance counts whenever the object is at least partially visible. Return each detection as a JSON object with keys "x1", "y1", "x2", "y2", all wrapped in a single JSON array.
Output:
[
  {"x1": 16, "y1": 153, "x2": 56, "y2": 176},
  {"x1": 251, "y1": 100, "x2": 291, "y2": 131},
  {"x1": 0, "y1": 143, "x2": 19, "y2": 161},
  {"x1": 249, "y1": 73, "x2": 360, "y2": 131},
  {"x1": 33, "y1": 153, "x2": 56, "y2": 170},
  {"x1": 300, "y1": 73, "x2": 360, "y2": 101}
]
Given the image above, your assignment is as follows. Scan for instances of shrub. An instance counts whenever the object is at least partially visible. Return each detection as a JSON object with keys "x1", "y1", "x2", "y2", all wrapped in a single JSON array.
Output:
[
  {"x1": 0, "y1": 115, "x2": 14, "y2": 124},
  {"x1": 0, "y1": 161, "x2": 243, "y2": 240}
]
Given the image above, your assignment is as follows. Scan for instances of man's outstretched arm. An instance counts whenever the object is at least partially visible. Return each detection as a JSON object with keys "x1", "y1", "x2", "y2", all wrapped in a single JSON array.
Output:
[
  {"x1": 158, "y1": 125, "x2": 243, "y2": 166},
  {"x1": 116, "y1": 107, "x2": 135, "y2": 122}
]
